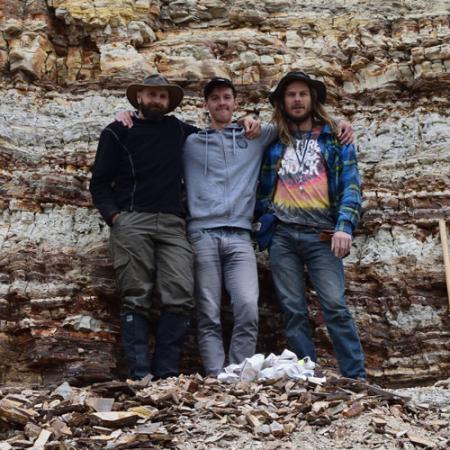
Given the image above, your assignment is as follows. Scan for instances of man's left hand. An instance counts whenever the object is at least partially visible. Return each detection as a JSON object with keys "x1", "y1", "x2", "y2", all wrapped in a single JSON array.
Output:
[
  {"x1": 331, "y1": 231, "x2": 352, "y2": 258},
  {"x1": 240, "y1": 116, "x2": 261, "y2": 139},
  {"x1": 337, "y1": 120, "x2": 354, "y2": 145}
]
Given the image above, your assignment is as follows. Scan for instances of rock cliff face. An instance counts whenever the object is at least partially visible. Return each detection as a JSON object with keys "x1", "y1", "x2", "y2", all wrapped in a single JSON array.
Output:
[{"x1": 0, "y1": 0, "x2": 449, "y2": 386}]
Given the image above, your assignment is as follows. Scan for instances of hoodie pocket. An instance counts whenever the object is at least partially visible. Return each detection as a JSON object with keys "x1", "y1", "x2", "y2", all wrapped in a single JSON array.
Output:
[{"x1": 190, "y1": 183, "x2": 226, "y2": 217}]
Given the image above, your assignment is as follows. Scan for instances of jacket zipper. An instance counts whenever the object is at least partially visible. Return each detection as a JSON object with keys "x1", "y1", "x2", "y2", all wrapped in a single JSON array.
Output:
[{"x1": 122, "y1": 143, "x2": 137, "y2": 211}]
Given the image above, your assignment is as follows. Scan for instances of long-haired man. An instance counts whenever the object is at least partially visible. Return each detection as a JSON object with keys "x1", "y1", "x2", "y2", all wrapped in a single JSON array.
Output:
[{"x1": 255, "y1": 71, "x2": 366, "y2": 379}]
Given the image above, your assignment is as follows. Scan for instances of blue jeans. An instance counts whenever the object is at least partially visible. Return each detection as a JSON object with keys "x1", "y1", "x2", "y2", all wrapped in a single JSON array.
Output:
[
  {"x1": 269, "y1": 224, "x2": 366, "y2": 379},
  {"x1": 189, "y1": 227, "x2": 259, "y2": 375}
]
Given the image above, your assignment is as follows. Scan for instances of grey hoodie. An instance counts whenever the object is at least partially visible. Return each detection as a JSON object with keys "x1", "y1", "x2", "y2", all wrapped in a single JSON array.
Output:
[{"x1": 183, "y1": 123, "x2": 277, "y2": 233}]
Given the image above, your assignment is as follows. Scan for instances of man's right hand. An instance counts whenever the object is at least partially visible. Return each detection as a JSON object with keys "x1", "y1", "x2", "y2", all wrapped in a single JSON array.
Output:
[
  {"x1": 116, "y1": 110, "x2": 135, "y2": 128},
  {"x1": 331, "y1": 231, "x2": 352, "y2": 258}
]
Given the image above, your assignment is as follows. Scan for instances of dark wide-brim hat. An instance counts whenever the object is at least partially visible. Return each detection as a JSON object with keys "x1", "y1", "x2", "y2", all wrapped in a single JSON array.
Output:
[
  {"x1": 269, "y1": 71, "x2": 327, "y2": 106},
  {"x1": 126, "y1": 74, "x2": 184, "y2": 112}
]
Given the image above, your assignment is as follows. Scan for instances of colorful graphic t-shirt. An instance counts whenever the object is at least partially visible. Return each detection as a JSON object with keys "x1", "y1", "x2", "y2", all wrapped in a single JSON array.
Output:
[{"x1": 272, "y1": 127, "x2": 335, "y2": 229}]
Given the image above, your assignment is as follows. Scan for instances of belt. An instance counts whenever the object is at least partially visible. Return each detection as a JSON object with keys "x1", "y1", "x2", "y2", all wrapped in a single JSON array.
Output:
[{"x1": 280, "y1": 222, "x2": 333, "y2": 233}]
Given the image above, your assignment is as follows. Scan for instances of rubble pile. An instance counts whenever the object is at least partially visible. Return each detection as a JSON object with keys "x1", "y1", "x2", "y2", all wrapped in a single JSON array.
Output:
[{"x1": 0, "y1": 375, "x2": 449, "y2": 449}]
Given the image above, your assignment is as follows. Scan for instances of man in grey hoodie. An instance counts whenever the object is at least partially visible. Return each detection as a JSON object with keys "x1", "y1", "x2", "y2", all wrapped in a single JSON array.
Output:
[{"x1": 183, "y1": 78, "x2": 279, "y2": 375}]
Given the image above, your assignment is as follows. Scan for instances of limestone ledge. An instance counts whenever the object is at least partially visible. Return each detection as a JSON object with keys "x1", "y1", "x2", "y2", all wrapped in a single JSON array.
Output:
[{"x1": 1, "y1": 2, "x2": 448, "y2": 95}]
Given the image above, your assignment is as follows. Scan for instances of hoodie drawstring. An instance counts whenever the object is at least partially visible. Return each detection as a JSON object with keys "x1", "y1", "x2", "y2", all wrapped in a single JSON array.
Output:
[
  {"x1": 203, "y1": 127, "x2": 239, "y2": 175},
  {"x1": 204, "y1": 132, "x2": 209, "y2": 176},
  {"x1": 232, "y1": 129, "x2": 236, "y2": 156}
]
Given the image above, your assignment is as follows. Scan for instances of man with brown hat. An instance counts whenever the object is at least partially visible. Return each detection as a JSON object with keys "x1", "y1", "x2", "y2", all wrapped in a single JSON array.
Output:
[
  {"x1": 255, "y1": 71, "x2": 366, "y2": 380},
  {"x1": 89, "y1": 74, "x2": 199, "y2": 380}
]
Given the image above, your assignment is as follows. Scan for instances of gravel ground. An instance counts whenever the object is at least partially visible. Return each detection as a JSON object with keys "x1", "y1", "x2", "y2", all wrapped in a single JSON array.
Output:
[
  {"x1": 173, "y1": 381, "x2": 450, "y2": 449},
  {"x1": 1, "y1": 378, "x2": 449, "y2": 449}
]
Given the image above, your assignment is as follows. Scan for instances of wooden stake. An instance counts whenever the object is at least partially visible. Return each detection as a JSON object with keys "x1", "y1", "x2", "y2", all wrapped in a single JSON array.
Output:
[{"x1": 438, "y1": 219, "x2": 450, "y2": 310}]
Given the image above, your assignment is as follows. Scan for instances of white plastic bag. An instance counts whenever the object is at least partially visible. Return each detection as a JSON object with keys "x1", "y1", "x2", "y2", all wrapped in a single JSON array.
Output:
[{"x1": 217, "y1": 350, "x2": 325, "y2": 384}]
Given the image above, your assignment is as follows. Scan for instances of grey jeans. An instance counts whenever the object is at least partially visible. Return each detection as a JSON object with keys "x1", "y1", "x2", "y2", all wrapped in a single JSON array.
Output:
[
  {"x1": 189, "y1": 227, "x2": 259, "y2": 375},
  {"x1": 110, "y1": 211, "x2": 195, "y2": 317}
]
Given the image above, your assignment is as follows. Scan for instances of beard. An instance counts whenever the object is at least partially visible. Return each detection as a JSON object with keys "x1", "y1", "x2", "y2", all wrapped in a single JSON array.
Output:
[
  {"x1": 139, "y1": 103, "x2": 168, "y2": 121},
  {"x1": 284, "y1": 109, "x2": 311, "y2": 125}
]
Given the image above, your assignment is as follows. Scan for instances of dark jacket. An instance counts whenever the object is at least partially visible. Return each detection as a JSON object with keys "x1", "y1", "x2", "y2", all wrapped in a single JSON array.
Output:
[{"x1": 90, "y1": 115, "x2": 198, "y2": 225}]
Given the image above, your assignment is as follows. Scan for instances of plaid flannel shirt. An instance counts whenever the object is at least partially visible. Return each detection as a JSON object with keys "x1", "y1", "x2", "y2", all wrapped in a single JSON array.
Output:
[{"x1": 255, "y1": 124, "x2": 362, "y2": 236}]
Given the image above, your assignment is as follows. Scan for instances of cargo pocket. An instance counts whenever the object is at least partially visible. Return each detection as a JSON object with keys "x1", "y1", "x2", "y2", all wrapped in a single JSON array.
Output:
[
  {"x1": 111, "y1": 247, "x2": 132, "y2": 298},
  {"x1": 110, "y1": 239, "x2": 130, "y2": 272},
  {"x1": 113, "y1": 251, "x2": 129, "y2": 271}
]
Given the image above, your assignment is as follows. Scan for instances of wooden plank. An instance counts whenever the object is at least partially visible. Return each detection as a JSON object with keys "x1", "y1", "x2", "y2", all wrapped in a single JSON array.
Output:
[{"x1": 438, "y1": 219, "x2": 450, "y2": 311}]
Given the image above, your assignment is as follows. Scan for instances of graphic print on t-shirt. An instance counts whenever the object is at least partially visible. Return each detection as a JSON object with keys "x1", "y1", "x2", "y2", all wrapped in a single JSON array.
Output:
[{"x1": 272, "y1": 128, "x2": 335, "y2": 228}]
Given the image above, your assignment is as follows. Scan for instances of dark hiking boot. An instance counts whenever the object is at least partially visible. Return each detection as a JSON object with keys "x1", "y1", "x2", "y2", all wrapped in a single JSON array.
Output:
[
  {"x1": 120, "y1": 312, "x2": 152, "y2": 380},
  {"x1": 151, "y1": 312, "x2": 191, "y2": 379}
]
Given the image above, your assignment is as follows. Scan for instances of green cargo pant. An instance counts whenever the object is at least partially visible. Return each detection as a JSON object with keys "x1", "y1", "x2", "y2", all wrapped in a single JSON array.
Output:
[{"x1": 109, "y1": 211, "x2": 195, "y2": 317}]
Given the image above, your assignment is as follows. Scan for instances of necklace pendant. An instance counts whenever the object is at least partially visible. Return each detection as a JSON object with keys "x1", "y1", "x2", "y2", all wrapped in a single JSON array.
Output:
[{"x1": 299, "y1": 185, "x2": 305, "y2": 192}]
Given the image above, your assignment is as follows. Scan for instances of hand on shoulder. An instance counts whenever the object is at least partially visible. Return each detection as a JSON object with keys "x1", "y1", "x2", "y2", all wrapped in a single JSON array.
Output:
[{"x1": 116, "y1": 110, "x2": 135, "y2": 128}]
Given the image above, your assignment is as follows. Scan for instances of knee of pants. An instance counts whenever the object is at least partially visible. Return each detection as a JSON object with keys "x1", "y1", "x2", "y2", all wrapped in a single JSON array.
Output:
[
  {"x1": 163, "y1": 305, "x2": 193, "y2": 317},
  {"x1": 197, "y1": 308, "x2": 222, "y2": 329},
  {"x1": 197, "y1": 320, "x2": 222, "y2": 340},
  {"x1": 122, "y1": 294, "x2": 152, "y2": 311},
  {"x1": 279, "y1": 297, "x2": 309, "y2": 318},
  {"x1": 120, "y1": 281, "x2": 151, "y2": 297},
  {"x1": 237, "y1": 314, "x2": 259, "y2": 331},
  {"x1": 234, "y1": 298, "x2": 259, "y2": 323},
  {"x1": 120, "y1": 302, "x2": 151, "y2": 319},
  {"x1": 115, "y1": 259, "x2": 153, "y2": 299},
  {"x1": 283, "y1": 309, "x2": 311, "y2": 330},
  {"x1": 325, "y1": 306, "x2": 354, "y2": 324}
]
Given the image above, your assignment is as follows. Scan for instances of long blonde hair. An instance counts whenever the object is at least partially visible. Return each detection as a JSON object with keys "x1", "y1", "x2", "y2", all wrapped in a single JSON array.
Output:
[{"x1": 271, "y1": 83, "x2": 338, "y2": 146}]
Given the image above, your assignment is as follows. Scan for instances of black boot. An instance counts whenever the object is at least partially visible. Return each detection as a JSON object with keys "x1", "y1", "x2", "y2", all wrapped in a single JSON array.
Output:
[
  {"x1": 120, "y1": 312, "x2": 152, "y2": 380},
  {"x1": 151, "y1": 312, "x2": 191, "y2": 379}
]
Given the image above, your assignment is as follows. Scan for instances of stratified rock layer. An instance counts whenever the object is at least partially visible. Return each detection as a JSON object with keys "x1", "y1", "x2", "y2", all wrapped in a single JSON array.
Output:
[{"x1": 0, "y1": 0, "x2": 449, "y2": 386}]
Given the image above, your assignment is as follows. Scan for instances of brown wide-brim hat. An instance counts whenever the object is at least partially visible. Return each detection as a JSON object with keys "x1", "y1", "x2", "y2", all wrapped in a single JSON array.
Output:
[
  {"x1": 269, "y1": 71, "x2": 327, "y2": 106},
  {"x1": 126, "y1": 74, "x2": 184, "y2": 112}
]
